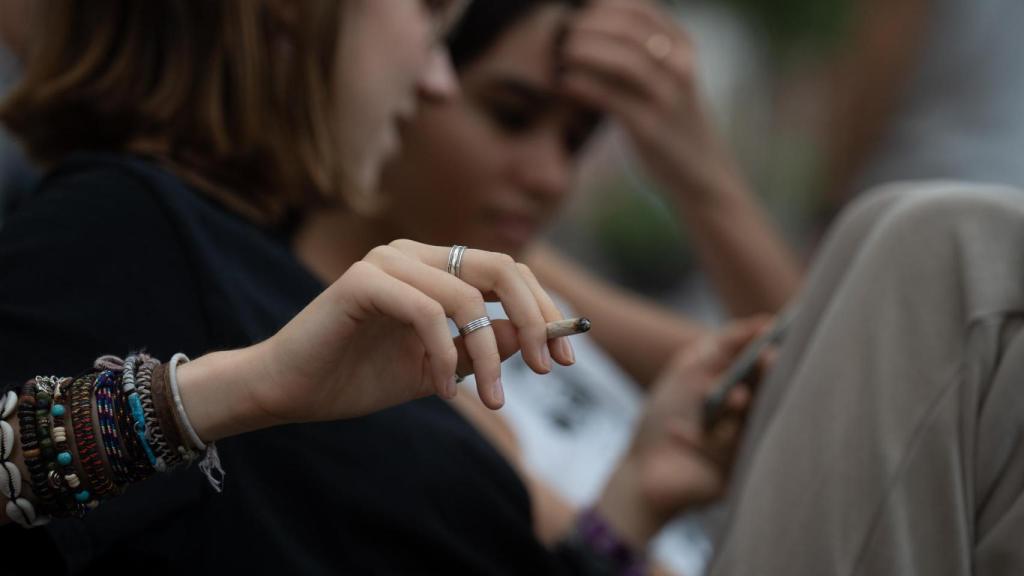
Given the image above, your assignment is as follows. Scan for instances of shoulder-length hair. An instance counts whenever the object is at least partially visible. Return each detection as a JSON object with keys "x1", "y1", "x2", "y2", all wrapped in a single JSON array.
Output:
[{"x1": 1, "y1": 0, "x2": 350, "y2": 225}]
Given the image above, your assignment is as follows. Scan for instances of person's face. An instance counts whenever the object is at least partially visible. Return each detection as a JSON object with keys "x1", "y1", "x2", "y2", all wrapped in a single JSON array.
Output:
[
  {"x1": 336, "y1": 0, "x2": 466, "y2": 194},
  {"x1": 376, "y1": 4, "x2": 600, "y2": 257}
]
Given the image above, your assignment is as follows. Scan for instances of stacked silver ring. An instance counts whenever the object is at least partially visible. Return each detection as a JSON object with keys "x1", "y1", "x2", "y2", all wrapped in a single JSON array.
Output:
[
  {"x1": 447, "y1": 245, "x2": 467, "y2": 278},
  {"x1": 459, "y1": 316, "x2": 492, "y2": 337}
]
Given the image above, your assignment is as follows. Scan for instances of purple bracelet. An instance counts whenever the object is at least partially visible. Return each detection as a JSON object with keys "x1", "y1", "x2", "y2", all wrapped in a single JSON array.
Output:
[{"x1": 575, "y1": 507, "x2": 648, "y2": 576}]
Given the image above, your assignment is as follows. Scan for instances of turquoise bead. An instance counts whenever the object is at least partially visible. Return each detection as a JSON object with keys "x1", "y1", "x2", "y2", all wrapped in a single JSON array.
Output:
[
  {"x1": 51, "y1": 404, "x2": 66, "y2": 417},
  {"x1": 75, "y1": 490, "x2": 91, "y2": 503},
  {"x1": 57, "y1": 451, "x2": 72, "y2": 466}
]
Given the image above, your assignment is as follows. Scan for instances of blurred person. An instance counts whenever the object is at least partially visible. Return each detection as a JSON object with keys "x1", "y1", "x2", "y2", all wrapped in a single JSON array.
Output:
[
  {"x1": 709, "y1": 182, "x2": 1024, "y2": 576},
  {"x1": 0, "y1": 0, "x2": 761, "y2": 574},
  {"x1": 293, "y1": 0, "x2": 799, "y2": 572}
]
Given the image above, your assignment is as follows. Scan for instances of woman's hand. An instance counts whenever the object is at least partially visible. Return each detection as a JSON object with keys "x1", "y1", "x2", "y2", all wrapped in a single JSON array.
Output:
[
  {"x1": 560, "y1": 0, "x2": 739, "y2": 206},
  {"x1": 561, "y1": 0, "x2": 802, "y2": 315},
  {"x1": 596, "y1": 317, "x2": 773, "y2": 548},
  {"x1": 178, "y1": 240, "x2": 575, "y2": 441}
]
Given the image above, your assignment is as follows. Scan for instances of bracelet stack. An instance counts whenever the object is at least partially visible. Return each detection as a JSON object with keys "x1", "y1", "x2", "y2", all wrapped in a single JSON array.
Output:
[
  {"x1": 0, "y1": 352, "x2": 222, "y2": 527},
  {"x1": 558, "y1": 507, "x2": 649, "y2": 576}
]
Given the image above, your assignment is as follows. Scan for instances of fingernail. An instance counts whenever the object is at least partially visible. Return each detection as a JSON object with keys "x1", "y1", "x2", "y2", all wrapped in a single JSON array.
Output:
[
  {"x1": 492, "y1": 378, "x2": 505, "y2": 407},
  {"x1": 561, "y1": 337, "x2": 576, "y2": 364},
  {"x1": 541, "y1": 346, "x2": 552, "y2": 372}
]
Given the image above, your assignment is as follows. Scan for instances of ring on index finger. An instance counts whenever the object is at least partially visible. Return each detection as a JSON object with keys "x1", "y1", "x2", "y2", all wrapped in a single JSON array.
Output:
[{"x1": 447, "y1": 245, "x2": 468, "y2": 279}]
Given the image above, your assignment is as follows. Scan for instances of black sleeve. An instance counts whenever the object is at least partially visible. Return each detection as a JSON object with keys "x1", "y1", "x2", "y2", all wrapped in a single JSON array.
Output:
[
  {"x1": 0, "y1": 165, "x2": 210, "y2": 572},
  {"x1": 0, "y1": 165, "x2": 211, "y2": 386}
]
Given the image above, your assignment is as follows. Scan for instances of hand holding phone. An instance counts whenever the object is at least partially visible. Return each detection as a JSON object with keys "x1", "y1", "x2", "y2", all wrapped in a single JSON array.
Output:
[{"x1": 702, "y1": 307, "x2": 797, "y2": 429}]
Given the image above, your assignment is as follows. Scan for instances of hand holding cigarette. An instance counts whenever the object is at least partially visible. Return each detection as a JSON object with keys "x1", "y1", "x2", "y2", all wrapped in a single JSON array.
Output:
[{"x1": 455, "y1": 318, "x2": 591, "y2": 382}]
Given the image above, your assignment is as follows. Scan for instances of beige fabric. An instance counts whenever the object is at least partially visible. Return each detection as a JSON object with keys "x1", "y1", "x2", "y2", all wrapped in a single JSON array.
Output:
[{"x1": 708, "y1": 183, "x2": 1024, "y2": 576}]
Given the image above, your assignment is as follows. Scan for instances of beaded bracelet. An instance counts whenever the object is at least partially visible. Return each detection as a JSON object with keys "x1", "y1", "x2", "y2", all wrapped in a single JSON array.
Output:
[
  {"x1": 49, "y1": 378, "x2": 95, "y2": 515},
  {"x1": 16, "y1": 379, "x2": 58, "y2": 521},
  {"x1": 7, "y1": 352, "x2": 228, "y2": 527},
  {"x1": 562, "y1": 508, "x2": 649, "y2": 576},
  {"x1": 42, "y1": 377, "x2": 81, "y2": 518}
]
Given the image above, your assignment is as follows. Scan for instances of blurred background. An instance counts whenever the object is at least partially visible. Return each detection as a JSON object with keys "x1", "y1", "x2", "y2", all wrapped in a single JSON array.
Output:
[
  {"x1": 547, "y1": 0, "x2": 1024, "y2": 322},
  {"x1": 4, "y1": 0, "x2": 1023, "y2": 321}
]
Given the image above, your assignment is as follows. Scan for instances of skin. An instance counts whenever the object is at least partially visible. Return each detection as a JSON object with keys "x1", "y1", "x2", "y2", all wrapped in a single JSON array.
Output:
[
  {"x1": 3, "y1": 1, "x2": 766, "y2": 555},
  {"x1": 0, "y1": 0, "x2": 31, "y2": 59},
  {"x1": 295, "y1": 0, "x2": 776, "y2": 553},
  {"x1": 1, "y1": 0, "x2": 575, "y2": 524},
  {"x1": 335, "y1": 0, "x2": 461, "y2": 194},
  {"x1": 299, "y1": 0, "x2": 800, "y2": 388}
]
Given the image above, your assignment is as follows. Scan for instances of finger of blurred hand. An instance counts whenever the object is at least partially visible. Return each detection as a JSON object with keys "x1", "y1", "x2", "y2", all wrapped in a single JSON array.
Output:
[
  {"x1": 563, "y1": 27, "x2": 669, "y2": 106},
  {"x1": 572, "y1": 0, "x2": 696, "y2": 85}
]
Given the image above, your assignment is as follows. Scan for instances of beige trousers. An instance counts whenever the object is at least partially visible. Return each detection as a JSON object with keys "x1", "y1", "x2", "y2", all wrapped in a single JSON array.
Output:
[{"x1": 708, "y1": 183, "x2": 1024, "y2": 576}]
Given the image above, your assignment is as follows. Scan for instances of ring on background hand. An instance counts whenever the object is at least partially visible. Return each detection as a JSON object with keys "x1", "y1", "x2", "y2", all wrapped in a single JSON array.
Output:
[
  {"x1": 447, "y1": 245, "x2": 468, "y2": 278},
  {"x1": 459, "y1": 316, "x2": 492, "y2": 337},
  {"x1": 645, "y1": 33, "x2": 673, "y2": 62}
]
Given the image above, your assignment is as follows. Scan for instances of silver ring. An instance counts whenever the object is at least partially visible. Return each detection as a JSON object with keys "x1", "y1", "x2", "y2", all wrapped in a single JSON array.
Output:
[
  {"x1": 459, "y1": 316, "x2": 492, "y2": 337},
  {"x1": 645, "y1": 33, "x2": 673, "y2": 62},
  {"x1": 447, "y1": 245, "x2": 467, "y2": 278}
]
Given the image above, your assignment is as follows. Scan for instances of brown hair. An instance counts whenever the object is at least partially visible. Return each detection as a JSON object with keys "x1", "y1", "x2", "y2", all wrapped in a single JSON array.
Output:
[{"x1": 0, "y1": 0, "x2": 351, "y2": 225}]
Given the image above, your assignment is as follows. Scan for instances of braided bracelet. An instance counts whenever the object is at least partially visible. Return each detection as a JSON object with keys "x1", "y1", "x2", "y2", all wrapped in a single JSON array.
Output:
[
  {"x1": 94, "y1": 372, "x2": 132, "y2": 487},
  {"x1": 71, "y1": 373, "x2": 118, "y2": 499},
  {"x1": 134, "y1": 355, "x2": 169, "y2": 471},
  {"x1": 112, "y1": 376, "x2": 154, "y2": 484},
  {"x1": 122, "y1": 355, "x2": 161, "y2": 472}
]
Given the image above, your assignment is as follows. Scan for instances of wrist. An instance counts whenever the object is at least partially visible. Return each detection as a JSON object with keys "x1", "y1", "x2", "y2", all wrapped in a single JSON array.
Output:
[
  {"x1": 175, "y1": 344, "x2": 284, "y2": 443},
  {"x1": 595, "y1": 455, "x2": 671, "y2": 550}
]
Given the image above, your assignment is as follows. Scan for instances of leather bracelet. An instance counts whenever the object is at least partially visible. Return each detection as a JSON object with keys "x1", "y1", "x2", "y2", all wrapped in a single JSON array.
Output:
[{"x1": 150, "y1": 363, "x2": 193, "y2": 466}]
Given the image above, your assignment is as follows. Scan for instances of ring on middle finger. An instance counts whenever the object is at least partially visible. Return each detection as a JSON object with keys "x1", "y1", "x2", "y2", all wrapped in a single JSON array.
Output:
[
  {"x1": 459, "y1": 316, "x2": 492, "y2": 337},
  {"x1": 645, "y1": 33, "x2": 673, "y2": 62},
  {"x1": 447, "y1": 245, "x2": 468, "y2": 278}
]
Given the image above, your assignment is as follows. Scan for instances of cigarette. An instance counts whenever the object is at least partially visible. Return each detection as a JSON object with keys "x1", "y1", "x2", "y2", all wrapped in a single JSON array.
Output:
[
  {"x1": 546, "y1": 317, "x2": 591, "y2": 339},
  {"x1": 455, "y1": 317, "x2": 592, "y2": 383}
]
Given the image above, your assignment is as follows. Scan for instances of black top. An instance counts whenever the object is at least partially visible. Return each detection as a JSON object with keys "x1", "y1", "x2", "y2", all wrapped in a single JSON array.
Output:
[{"x1": 0, "y1": 154, "x2": 577, "y2": 575}]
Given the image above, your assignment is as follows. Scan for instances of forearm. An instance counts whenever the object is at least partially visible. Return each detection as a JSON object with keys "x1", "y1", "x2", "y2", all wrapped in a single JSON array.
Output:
[
  {"x1": 672, "y1": 170, "x2": 802, "y2": 317},
  {"x1": 525, "y1": 245, "x2": 707, "y2": 387}
]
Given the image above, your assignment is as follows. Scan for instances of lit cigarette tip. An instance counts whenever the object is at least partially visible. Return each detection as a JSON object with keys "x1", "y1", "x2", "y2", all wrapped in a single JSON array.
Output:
[{"x1": 575, "y1": 318, "x2": 591, "y2": 333}]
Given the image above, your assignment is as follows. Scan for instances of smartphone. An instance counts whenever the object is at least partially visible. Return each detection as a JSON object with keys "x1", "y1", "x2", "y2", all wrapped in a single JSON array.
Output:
[{"x1": 702, "y1": 306, "x2": 798, "y2": 429}]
